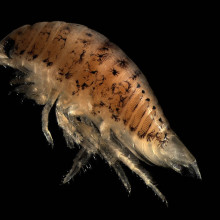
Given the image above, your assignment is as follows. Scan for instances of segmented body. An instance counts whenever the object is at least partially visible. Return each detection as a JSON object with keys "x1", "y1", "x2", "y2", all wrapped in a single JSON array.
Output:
[{"x1": 0, "y1": 21, "x2": 201, "y2": 205}]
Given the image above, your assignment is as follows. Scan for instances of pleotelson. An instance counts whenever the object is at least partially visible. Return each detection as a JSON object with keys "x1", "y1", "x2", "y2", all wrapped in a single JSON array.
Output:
[{"x1": 8, "y1": 21, "x2": 167, "y2": 143}]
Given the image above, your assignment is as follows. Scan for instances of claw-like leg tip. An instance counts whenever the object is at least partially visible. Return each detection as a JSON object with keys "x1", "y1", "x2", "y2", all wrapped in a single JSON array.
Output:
[
  {"x1": 164, "y1": 199, "x2": 168, "y2": 207},
  {"x1": 44, "y1": 131, "x2": 54, "y2": 148},
  {"x1": 125, "y1": 185, "x2": 131, "y2": 195},
  {"x1": 62, "y1": 178, "x2": 68, "y2": 184},
  {"x1": 150, "y1": 183, "x2": 168, "y2": 205},
  {"x1": 63, "y1": 173, "x2": 71, "y2": 184},
  {"x1": 48, "y1": 141, "x2": 54, "y2": 148}
]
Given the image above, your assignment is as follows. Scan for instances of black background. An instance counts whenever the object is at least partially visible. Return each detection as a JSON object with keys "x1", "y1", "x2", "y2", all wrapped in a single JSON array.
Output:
[{"x1": 0, "y1": 1, "x2": 214, "y2": 218}]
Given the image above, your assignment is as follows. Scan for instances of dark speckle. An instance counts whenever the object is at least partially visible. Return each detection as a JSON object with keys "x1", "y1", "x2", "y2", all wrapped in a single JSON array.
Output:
[
  {"x1": 96, "y1": 53, "x2": 108, "y2": 64},
  {"x1": 86, "y1": 33, "x2": 93, "y2": 37},
  {"x1": 43, "y1": 58, "x2": 53, "y2": 66},
  {"x1": 111, "y1": 68, "x2": 119, "y2": 76},
  {"x1": 65, "y1": 72, "x2": 72, "y2": 79},
  {"x1": 76, "y1": 80, "x2": 80, "y2": 88},
  {"x1": 77, "y1": 50, "x2": 86, "y2": 63},
  {"x1": 159, "y1": 118, "x2": 163, "y2": 123},
  {"x1": 63, "y1": 26, "x2": 71, "y2": 32},
  {"x1": 123, "y1": 119, "x2": 127, "y2": 125},
  {"x1": 82, "y1": 82, "x2": 88, "y2": 90},
  {"x1": 135, "y1": 70, "x2": 141, "y2": 77},
  {"x1": 100, "y1": 101, "x2": 105, "y2": 106},
  {"x1": 55, "y1": 34, "x2": 67, "y2": 43},
  {"x1": 142, "y1": 90, "x2": 145, "y2": 94},
  {"x1": 146, "y1": 98, "x2": 150, "y2": 101},
  {"x1": 112, "y1": 114, "x2": 120, "y2": 122},
  {"x1": 124, "y1": 80, "x2": 131, "y2": 92},
  {"x1": 99, "y1": 41, "x2": 110, "y2": 51},
  {"x1": 43, "y1": 58, "x2": 49, "y2": 63},
  {"x1": 19, "y1": 50, "x2": 25, "y2": 55},
  {"x1": 82, "y1": 39, "x2": 88, "y2": 44},
  {"x1": 137, "y1": 83, "x2": 141, "y2": 88},
  {"x1": 131, "y1": 70, "x2": 141, "y2": 80},
  {"x1": 33, "y1": 54, "x2": 38, "y2": 59},
  {"x1": 80, "y1": 39, "x2": 90, "y2": 47},
  {"x1": 111, "y1": 83, "x2": 116, "y2": 93},
  {"x1": 152, "y1": 106, "x2": 156, "y2": 110},
  {"x1": 90, "y1": 70, "x2": 98, "y2": 74},
  {"x1": 99, "y1": 46, "x2": 109, "y2": 51},
  {"x1": 130, "y1": 126, "x2": 136, "y2": 132},
  {"x1": 47, "y1": 62, "x2": 53, "y2": 67},
  {"x1": 117, "y1": 59, "x2": 128, "y2": 68}
]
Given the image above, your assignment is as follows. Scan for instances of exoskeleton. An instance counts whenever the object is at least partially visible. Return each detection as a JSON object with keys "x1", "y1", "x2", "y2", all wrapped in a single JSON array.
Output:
[{"x1": 0, "y1": 21, "x2": 201, "y2": 204}]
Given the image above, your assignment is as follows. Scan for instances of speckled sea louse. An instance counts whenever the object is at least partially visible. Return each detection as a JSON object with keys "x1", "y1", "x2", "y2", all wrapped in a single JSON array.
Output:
[{"x1": 0, "y1": 21, "x2": 201, "y2": 205}]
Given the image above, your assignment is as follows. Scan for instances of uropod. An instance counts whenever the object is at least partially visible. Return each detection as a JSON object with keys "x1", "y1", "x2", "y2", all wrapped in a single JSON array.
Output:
[{"x1": 0, "y1": 21, "x2": 201, "y2": 204}]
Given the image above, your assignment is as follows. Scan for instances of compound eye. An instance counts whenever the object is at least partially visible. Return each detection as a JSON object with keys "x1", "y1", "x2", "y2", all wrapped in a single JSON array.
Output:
[{"x1": 3, "y1": 37, "x2": 15, "y2": 59}]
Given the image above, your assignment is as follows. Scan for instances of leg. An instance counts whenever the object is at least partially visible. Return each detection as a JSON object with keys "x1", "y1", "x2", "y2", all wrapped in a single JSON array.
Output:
[
  {"x1": 56, "y1": 106, "x2": 97, "y2": 183},
  {"x1": 56, "y1": 100, "x2": 86, "y2": 147},
  {"x1": 63, "y1": 147, "x2": 91, "y2": 184},
  {"x1": 99, "y1": 121, "x2": 111, "y2": 140},
  {"x1": 97, "y1": 143, "x2": 131, "y2": 193},
  {"x1": 42, "y1": 90, "x2": 59, "y2": 146},
  {"x1": 112, "y1": 162, "x2": 131, "y2": 193},
  {"x1": 110, "y1": 144, "x2": 168, "y2": 205},
  {"x1": 56, "y1": 107, "x2": 82, "y2": 147}
]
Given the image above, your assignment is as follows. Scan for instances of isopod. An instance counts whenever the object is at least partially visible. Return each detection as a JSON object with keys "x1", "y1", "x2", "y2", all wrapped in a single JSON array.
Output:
[{"x1": 0, "y1": 21, "x2": 201, "y2": 204}]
